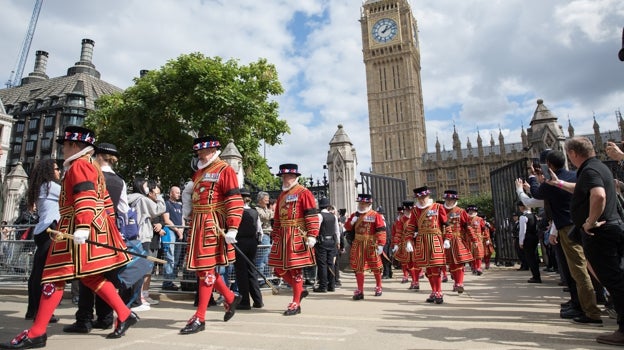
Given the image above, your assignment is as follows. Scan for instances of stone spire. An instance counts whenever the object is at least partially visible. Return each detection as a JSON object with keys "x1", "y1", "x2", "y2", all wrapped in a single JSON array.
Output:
[
  {"x1": 527, "y1": 99, "x2": 565, "y2": 157},
  {"x1": 220, "y1": 139, "x2": 243, "y2": 188},
  {"x1": 327, "y1": 124, "x2": 357, "y2": 215},
  {"x1": 568, "y1": 117, "x2": 575, "y2": 137},
  {"x1": 435, "y1": 136, "x2": 441, "y2": 161}
]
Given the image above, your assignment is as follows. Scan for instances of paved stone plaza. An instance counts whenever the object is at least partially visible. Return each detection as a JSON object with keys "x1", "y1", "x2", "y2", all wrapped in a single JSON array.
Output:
[{"x1": 0, "y1": 266, "x2": 619, "y2": 350}]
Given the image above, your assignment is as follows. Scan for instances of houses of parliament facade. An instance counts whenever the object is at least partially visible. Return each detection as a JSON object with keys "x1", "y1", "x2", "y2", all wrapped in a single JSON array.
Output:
[{"x1": 360, "y1": 0, "x2": 622, "y2": 198}]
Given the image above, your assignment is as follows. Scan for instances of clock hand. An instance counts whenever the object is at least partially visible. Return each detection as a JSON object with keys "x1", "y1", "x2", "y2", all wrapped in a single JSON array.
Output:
[{"x1": 381, "y1": 25, "x2": 389, "y2": 34}]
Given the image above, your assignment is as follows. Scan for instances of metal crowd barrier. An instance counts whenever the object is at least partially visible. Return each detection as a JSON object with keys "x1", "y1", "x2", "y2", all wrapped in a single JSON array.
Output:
[
  {"x1": 0, "y1": 225, "x2": 36, "y2": 281},
  {"x1": 0, "y1": 235, "x2": 280, "y2": 291}
]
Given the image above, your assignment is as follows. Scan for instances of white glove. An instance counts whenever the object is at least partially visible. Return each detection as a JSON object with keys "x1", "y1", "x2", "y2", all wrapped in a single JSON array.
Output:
[
  {"x1": 224, "y1": 229, "x2": 238, "y2": 244},
  {"x1": 376, "y1": 245, "x2": 384, "y2": 255},
  {"x1": 443, "y1": 239, "x2": 451, "y2": 249},
  {"x1": 307, "y1": 236, "x2": 317, "y2": 247},
  {"x1": 73, "y1": 229, "x2": 89, "y2": 245},
  {"x1": 486, "y1": 240, "x2": 491, "y2": 245},
  {"x1": 392, "y1": 245, "x2": 399, "y2": 253},
  {"x1": 413, "y1": 231, "x2": 419, "y2": 238},
  {"x1": 350, "y1": 215, "x2": 358, "y2": 225},
  {"x1": 406, "y1": 241, "x2": 414, "y2": 253}
]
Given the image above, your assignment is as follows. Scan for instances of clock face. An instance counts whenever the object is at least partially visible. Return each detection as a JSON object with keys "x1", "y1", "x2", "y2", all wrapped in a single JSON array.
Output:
[{"x1": 372, "y1": 18, "x2": 398, "y2": 43}]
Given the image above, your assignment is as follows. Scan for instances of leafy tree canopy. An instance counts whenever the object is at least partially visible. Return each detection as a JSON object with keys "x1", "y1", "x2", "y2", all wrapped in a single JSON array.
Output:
[
  {"x1": 86, "y1": 53, "x2": 289, "y2": 189},
  {"x1": 458, "y1": 192, "x2": 494, "y2": 220}
]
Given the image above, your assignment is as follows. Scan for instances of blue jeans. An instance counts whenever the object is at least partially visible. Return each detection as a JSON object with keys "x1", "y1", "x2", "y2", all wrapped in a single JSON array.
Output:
[
  {"x1": 161, "y1": 228, "x2": 176, "y2": 285},
  {"x1": 217, "y1": 265, "x2": 238, "y2": 292},
  {"x1": 255, "y1": 234, "x2": 270, "y2": 275}
]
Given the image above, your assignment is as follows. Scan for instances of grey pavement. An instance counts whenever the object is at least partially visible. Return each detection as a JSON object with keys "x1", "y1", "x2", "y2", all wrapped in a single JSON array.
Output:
[{"x1": 0, "y1": 266, "x2": 619, "y2": 350}]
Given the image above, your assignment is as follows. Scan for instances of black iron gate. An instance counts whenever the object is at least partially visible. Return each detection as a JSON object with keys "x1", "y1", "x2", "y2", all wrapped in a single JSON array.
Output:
[
  {"x1": 490, "y1": 158, "x2": 530, "y2": 264},
  {"x1": 358, "y1": 172, "x2": 408, "y2": 222}
]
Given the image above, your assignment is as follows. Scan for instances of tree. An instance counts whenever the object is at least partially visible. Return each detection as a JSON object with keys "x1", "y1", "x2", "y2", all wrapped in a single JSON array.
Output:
[
  {"x1": 458, "y1": 192, "x2": 494, "y2": 219},
  {"x1": 86, "y1": 53, "x2": 289, "y2": 189}
]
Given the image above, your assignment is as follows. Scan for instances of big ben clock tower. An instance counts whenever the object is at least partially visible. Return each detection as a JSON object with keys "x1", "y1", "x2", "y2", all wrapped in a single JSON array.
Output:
[{"x1": 361, "y1": 0, "x2": 426, "y2": 190}]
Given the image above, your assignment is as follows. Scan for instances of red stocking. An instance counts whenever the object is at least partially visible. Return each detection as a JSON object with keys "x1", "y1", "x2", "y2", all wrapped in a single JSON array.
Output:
[
  {"x1": 28, "y1": 281, "x2": 64, "y2": 338},
  {"x1": 82, "y1": 275, "x2": 130, "y2": 322},
  {"x1": 355, "y1": 272, "x2": 365, "y2": 291}
]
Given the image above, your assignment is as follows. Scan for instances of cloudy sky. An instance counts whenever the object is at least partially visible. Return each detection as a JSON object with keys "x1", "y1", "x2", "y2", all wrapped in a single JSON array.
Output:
[{"x1": 1, "y1": 0, "x2": 624, "y2": 181}]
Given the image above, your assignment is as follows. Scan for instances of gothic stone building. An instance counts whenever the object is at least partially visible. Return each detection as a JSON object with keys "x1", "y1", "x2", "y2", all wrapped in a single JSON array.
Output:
[
  {"x1": 0, "y1": 39, "x2": 122, "y2": 175},
  {"x1": 360, "y1": 0, "x2": 622, "y2": 199}
]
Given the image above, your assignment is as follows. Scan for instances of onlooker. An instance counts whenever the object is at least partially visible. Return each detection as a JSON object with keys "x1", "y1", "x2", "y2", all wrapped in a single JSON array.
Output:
[
  {"x1": 313, "y1": 198, "x2": 339, "y2": 293},
  {"x1": 254, "y1": 191, "x2": 272, "y2": 282},
  {"x1": 233, "y1": 188, "x2": 263, "y2": 309},
  {"x1": 125, "y1": 178, "x2": 165, "y2": 311},
  {"x1": 554, "y1": 137, "x2": 624, "y2": 344},
  {"x1": 161, "y1": 186, "x2": 183, "y2": 291},
  {"x1": 25, "y1": 159, "x2": 61, "y2": 322},
  {"x1": 517, "y1": 202, "x2": 541, "y2": 283},
  {"x1": 529, "y1": 149, "x2": 602, "y2": 324}
]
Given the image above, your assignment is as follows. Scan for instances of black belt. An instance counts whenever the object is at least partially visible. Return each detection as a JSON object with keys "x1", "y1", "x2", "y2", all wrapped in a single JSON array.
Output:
[{"x1": 605, "y1": 219, "x2": 624, "y2": 226}]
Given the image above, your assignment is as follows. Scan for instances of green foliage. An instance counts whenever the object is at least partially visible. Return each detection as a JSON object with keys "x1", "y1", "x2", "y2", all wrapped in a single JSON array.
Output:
[
  {"x1": 86, "y1": 53, "x2": 289, "y2": 188},
  {"x1": 458, "y1": 192, "x2": 494, "y2": 219}
]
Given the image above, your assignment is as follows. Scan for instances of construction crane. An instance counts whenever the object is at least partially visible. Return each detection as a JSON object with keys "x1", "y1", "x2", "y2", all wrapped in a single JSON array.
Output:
[{"x1": 5, "y1": 0, "x2": 44, "y2": 88}]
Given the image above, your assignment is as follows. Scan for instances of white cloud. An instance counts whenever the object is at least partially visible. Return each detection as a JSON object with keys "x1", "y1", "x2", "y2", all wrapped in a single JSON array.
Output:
[{"x1": 1, "y1": 0, "x2": 623, "y2": 182}]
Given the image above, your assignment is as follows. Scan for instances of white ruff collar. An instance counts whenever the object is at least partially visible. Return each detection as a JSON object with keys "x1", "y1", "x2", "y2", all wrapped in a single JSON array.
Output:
[
  {"x1": 415, "y1": 198, "x2": 433, "y2": 209},
  {"x1": 444, "y1": 203, "x2": 457, "y2": 210},
  {"x1": 357, "y1": 205, "x2": 372, "y2": 214},
  {"x1": 197, "y1": 150, "x2": 221, "y2": 170},
  {"x1": 63, "y1": 146, "x2": 94, "y2": 168},
  {"x1": 282, "y1": 178, "x2": 300, "y2": 191}
]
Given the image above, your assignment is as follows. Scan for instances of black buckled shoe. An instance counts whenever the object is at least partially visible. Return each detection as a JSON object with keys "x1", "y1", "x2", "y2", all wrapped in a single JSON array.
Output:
[
  {"x1": 224, "y1": 294, "x2": 242, "y2": 322},
  {"x1": 92, "y1": 319, "x2": 113, "y2": 330},
  {"x1": 434, "y1": 293, "x2": 444, "y2": 304},
  {"x1": 426, "y1": 293, "x2": 435, "y2": 303},
  {"x1": 283, "y1": 302, "x2": 301, "y2": 316},
  {"x1": 63, "y1": 321, "x2": 92, "y2": 334},
  {"x1": 106, "y1": 312, "x2": 139, "y2": 339},
  {"x1": 300, "y1": 288, "x2": 309, "y2": 300},
  {"x1": 0, "y1": 330, "x2": 46, "y2": 349},
  {"x1": 353, "y1": 290, "x2": 364, "y2": 300},
  {"x1": 179, "y1": 316, "x2": 205, "y2": 335}
]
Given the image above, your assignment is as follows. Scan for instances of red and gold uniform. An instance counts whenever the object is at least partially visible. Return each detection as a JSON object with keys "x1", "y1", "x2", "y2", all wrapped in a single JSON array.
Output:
[
  {"x1": 466, "y1": 205, "x2": 486, "y2": 275},
  {"x1": 270, "y1": 164, "x2": 319, "y2": 315},
  {"x1": 482, "y1": 219, "x2": 495, "y2": 269},
  {"x1": 391, "y1": 208, "x2": 410, "y2": 283},
  {"x1": 405, "y1": 186, "x2": 447, "y2": 304},
  {"x1": 392, "y1": 202, "x2": 422, "y2": 289},
  {"x1": 269, "y1": 184, "x2": 319, "y2": 269},
  {"x1": 1, "y1": 126, "x2": 137, "y2": 348},
  {"x1": 344, "y1": 194, "x2": 386, "y2": 299},
  {"x1": 44, "y1": 157, "x2": 130, "y2": 281},
  {"x1": 442, "y1": 190, "x2": 475, "y2": 293},
  {"x1": 186, "y1": 159, "x2": 243, "y2": 271},
  {"x1": 180, "y1": 136, "x2": 244, "y2": 333}
]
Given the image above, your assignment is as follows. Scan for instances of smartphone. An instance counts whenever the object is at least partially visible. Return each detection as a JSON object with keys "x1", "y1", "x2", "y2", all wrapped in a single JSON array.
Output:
[{"x1": 540, "y1": 164, "x2": 551, "y2": 180}]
